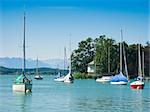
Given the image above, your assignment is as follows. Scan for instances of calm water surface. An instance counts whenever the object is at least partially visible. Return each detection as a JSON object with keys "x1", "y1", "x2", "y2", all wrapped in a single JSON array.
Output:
[{"x1": 0, "y1": 75, "x2": 150, "y2": 112}]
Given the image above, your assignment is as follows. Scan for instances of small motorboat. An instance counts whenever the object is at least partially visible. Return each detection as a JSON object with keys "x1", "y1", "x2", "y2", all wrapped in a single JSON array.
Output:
[
  {"x1": 34, "y1": 75, "x2": 43, "y2": 80},
  {"x1": 96, "y1": 76, "x2": 112, "y2": 83},
  {"x1": 54, "y1": 76, "x2": 65, "y2": 82}
]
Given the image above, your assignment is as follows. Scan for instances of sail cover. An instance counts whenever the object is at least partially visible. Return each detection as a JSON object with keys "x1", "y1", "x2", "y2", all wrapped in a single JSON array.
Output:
[
  {"x1": 111, "y1": 71, "x2": 128, "y2": 82},
  {"x1": 55, "y1": 72, "x2": 61, "y2": 78},
  {"x1": 137, "y1": 76, "x2": 143, "y2": 81},
  {"x1": 14, "y1": 74, "x2": 24, "y2": 84},
  {"x1": 64, "y1": 72, "x2": 73, "y2": 80}
]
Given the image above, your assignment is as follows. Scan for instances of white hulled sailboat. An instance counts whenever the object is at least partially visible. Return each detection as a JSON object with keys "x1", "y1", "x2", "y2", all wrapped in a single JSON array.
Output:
[
  {"x1": 64, "y1": 39, "x2": 74, "y2": 83},
  {"x1": 12, "y1": 11, "x2": 32, "y2": 92},
  {"x1": 54, "y1": 47, "x2": 66, "y2": 82},
  {"x1": 34, "y1": 57, "x2": 43, "y2": 80}
]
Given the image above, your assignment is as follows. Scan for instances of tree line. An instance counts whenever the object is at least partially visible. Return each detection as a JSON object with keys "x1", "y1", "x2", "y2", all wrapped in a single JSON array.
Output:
[{"x1": 71, "y1": 35, "x2": 149, "y2": 78}]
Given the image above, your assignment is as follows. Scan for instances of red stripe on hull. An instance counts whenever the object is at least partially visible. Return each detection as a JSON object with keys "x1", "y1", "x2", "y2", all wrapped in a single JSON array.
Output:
[{"x1": 130, "y1": 84, "x2": 144, "y2": 89}]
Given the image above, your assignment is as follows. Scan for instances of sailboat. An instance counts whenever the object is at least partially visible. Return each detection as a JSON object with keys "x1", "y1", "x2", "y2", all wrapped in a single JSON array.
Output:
[
  {"x1": 64, "y1": 39, "x2": 74, "y2": 83},
  {"x1": 34, "y1": 57, "x2": 43, "y2": 80},
  {"x1": 110, "y1": 29, "x2": 128, "y2": 85},
  {"x1": 12, "y1": 11, "x2": 32, "y2": 92},
  {"x1": 54, "y1": 47, "x2": 66, "y2": 82},
  {"x1": 130, "y1": 44, "x2": 145, "y2": 89},
  {"x1": 63, "y1": 63, "x2": 74, "y2": 83},
  {"x1": 96, "y1": 47, "x2": 112, "y2": 83}
]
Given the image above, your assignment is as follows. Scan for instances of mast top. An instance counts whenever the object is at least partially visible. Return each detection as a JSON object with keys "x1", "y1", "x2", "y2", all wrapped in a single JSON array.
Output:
[
  {"x1": 23, "y1": 7, "x2": 26, "y2": 76},
  {"x1": 120, "y1": 28, "x2": 123, "y2": 41}
]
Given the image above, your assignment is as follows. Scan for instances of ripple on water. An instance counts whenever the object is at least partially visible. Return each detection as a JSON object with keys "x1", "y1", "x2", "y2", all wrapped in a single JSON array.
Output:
[{"x1": 0, "y1": 75, "x2": 150, "y2": 112}]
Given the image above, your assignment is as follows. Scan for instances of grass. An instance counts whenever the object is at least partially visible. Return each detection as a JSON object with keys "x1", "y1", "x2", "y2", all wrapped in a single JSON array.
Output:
[{"x1": 73, "y1": 72, "x2": 94, "y2": 79}]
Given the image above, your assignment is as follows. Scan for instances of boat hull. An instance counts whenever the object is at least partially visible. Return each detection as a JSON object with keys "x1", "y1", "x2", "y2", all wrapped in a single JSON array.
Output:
[
  {"x1": 54, "y1": 77, "x2": 65, "y2": 82},
  {"x1": 96, "y1": 76, "x2": 112, "y2": 83},
  {"x1": 96, "y1": 79, "x2": 110, "y2": 83},
  {"x1": 12, "y1": 83, "x2": 32, "y2": 92},
  {"x1": 34, "y1": 77, "x2": 43, "y2": 80},
  {"x1": 64, "y1": 80, "x2": 73, "y2": 83},
  {"x1": 63, "y1": 73, "x2": 74, "y2": 83},
  {"x1": 130, "y1": 81, "x2": 144, "y2": 89},
  {"x1": 110, "y1": 81, "x2": 128, "y2": 85},
  {"x1": 34, "y1": 76, "x2": 43, "y2": 80}
]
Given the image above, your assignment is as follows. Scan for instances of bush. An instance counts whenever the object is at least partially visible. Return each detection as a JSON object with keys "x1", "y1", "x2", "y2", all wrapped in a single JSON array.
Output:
[{"x1": 73, "y1": 73, "x2": 93, "y2": 79}]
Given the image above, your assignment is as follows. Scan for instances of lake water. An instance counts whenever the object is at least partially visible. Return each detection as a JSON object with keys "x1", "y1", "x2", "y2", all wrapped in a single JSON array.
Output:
[{"x1": 0, "y1": 75, "x2": 150, "y2": 112}]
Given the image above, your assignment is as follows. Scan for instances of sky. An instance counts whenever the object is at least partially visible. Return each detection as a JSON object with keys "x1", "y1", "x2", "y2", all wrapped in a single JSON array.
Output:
[{"x1": 0, "y1": 0, "x2": 149, "y2": 60}]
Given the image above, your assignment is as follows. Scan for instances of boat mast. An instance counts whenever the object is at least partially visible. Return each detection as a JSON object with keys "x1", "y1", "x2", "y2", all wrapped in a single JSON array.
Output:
[
  {"x1": 120, "y1": 29, "x2": 123, "y2": 72},
  {"x1": 94, "y1": 44, "x2": 97, "y2": 76},
  {"x1": 138, "y1": 44, "x2": 142, "y2": 77},
  {"x1": 108, "y1": 46, "x2": 110, "y2": 74},
  {"x1": 123, "y1": 44, "x2": 129, "y2": 79},
  {"x1": 23, "y1": 10, "x2": 26, "y2": 76},
  {"x1": 36, "y1": 57, "x2": 39, "y2": 76},
  {"x1": 69, "y1": 36, "x2": 71, "y2": 74},
  {"x1": 121, "y1": 30, "x2": 129, "y2": 79},
  {"x1": 142, "y1": 50, "x2": 145, "y2": 77},
  {"x1": 64, "y1": 46, "x2": 67, "y2": 75}
]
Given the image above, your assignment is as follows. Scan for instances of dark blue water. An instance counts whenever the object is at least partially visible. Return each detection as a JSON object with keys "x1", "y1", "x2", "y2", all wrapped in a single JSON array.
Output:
[{"x1": 0, "y1": 75, "x2": 150, "y2": 112}]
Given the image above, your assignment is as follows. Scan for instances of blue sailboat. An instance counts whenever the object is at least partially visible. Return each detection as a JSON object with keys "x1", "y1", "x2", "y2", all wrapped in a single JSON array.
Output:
[
  {"x1": 110, "y1": 29, "x2": 128, "y2": 85},
  {"x1": 110, "y1": 71, "x2": 128, "y2": 85}
]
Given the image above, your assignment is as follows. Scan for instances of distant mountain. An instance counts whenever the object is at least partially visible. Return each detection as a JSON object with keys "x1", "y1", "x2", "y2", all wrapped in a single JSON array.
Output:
[
  {"x1": 0, "y1": 57, "x2": 50, "y2": 68},
  {"x1": 0, "y1": 66, "x2": 22, "y2": 74},
  {"x1": 43, "y1": 59, "x2": 69, "y2": 69},
  {"x1": 0, "y1": 57, "x2": 68, "y2": 69}
]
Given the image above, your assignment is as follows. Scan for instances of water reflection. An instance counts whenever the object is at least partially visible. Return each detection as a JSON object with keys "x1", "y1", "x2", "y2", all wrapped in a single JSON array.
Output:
[
  {"x1": 13, "y1": 92, "x2": 32, "y2": 112},
  {"x1": 131, "y1": 90, "x2": 143, "y2": 112},
  {"x1": 71, "y1": 85, "x2": 147, "y2": 112}
]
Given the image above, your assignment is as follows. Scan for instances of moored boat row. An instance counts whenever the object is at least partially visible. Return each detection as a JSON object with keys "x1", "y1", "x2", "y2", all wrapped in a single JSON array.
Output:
[{"x1": 95, "y1": 30, "x2": 145, "y2": 89}]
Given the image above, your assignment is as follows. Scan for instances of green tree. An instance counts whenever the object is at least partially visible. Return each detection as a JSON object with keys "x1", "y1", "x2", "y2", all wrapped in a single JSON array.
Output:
[
  {"x1": 144, "y1": 42, "x2": 150, "y2": 77},
  {"x1": 71, "y1": 37, "x2": 95, "y2": 73},
  {"x1": 71, "y1": 36, "x2": 149, "y2": 79},
  {"x1": 94, "y1": 35, "x2": 118, "y2": 76}
]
